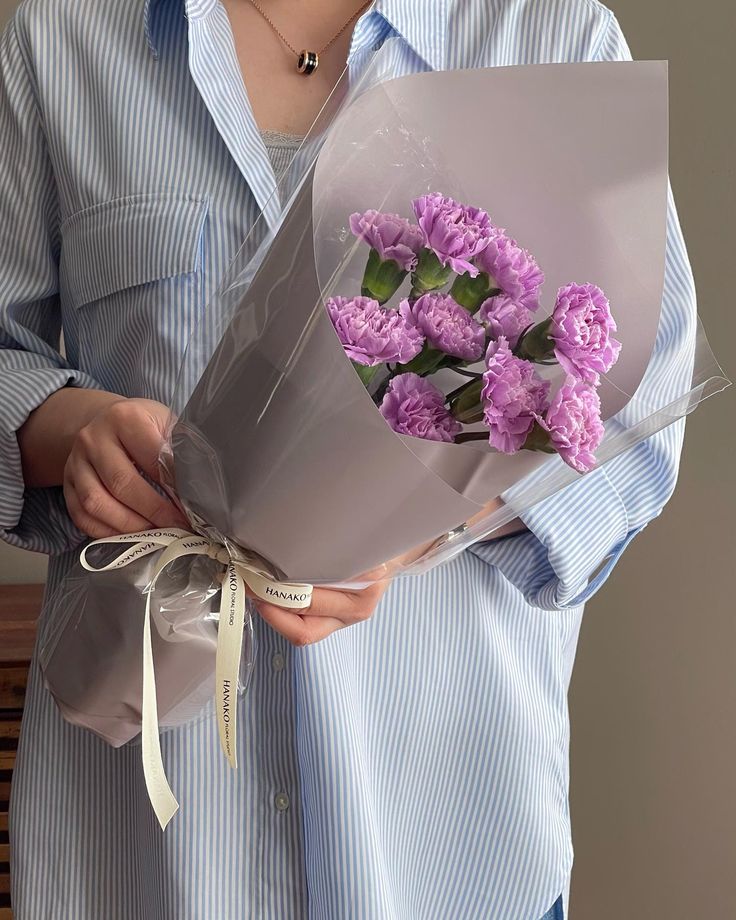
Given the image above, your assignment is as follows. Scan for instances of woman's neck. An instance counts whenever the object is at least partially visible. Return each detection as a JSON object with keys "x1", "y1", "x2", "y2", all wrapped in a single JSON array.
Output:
[{"x1": 222, "y1": 0, "x2": 371, "y2": 135}]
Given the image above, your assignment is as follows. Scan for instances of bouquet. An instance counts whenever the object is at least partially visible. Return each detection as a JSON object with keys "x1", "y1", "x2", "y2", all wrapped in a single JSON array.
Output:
[
  {"x1": 38, "y1": 54, "x2": 729, "y2": 829},
  {"x1": 333, "y1": 193, "x2": 621, "y2": 474}
]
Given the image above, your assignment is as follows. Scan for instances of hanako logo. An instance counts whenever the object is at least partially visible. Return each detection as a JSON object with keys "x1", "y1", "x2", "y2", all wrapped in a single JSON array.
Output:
[{"x1": 264, "y1": 586, "x2": 310, "y2": 604}]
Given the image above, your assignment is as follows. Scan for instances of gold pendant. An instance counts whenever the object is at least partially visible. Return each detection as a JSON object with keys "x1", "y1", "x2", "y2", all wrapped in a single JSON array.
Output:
[{"x1": 297, "y1": 50, "x2": 319, "y2": 75}]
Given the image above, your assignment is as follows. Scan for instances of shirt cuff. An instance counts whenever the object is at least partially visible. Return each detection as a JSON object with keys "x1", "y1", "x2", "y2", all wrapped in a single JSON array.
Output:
[
  {"x1": 0, "y1": 366, "x2": 91, "y2": 554},
  {"x1": 468, "y1": 458, "x2": 642, "y2": 610}
]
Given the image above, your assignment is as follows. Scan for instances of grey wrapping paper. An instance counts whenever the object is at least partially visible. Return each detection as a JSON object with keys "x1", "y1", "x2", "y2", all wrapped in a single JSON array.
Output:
[{"x1": 171, "y1": 63, "x2": 670, "y2": 583}]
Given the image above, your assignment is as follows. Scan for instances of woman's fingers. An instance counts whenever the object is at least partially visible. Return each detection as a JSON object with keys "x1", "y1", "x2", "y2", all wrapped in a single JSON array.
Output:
[
  {"x1": 87, "y1": 437, "x2": 187, "y2": 528},
  {"x1": 296, "y1": 584, "x2": 387, "y2": 621},
  {"x1": 65, "y1": 460, "x2": 155, "y2": 536},
  {"x1": 249, "y1": 580, "x2": 390, "y2": 646},
  {"x1": 254, "y1": 601, "x2": 347, "y2": 646},
  {"x1": 61, "y1": 397, "x2": 190, "y2": 540},
  {"x1": 63, "y1": 484, "x2": 118, "y2": 539},
  {"x1": 102, "y1": 399, "x2": 167, "y2": 483}
]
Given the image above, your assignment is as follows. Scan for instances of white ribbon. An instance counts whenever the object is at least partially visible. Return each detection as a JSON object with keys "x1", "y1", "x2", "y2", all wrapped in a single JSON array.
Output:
[{"x1": 79, "y1": 529, "x2": 313, "y2": 830}]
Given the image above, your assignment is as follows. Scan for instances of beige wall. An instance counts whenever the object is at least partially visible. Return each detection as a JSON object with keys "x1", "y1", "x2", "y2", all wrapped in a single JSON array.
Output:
[
  {"x1": 568, "y1": 1, "x2": 736, "y2": 916},
  {"x1": 0, "y1": 0, "x2": 733, "y2": 916}
]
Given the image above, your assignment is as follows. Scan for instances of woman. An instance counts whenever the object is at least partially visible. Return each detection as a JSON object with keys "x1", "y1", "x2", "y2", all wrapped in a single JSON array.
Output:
[{"x1": 0, "y1": 1, "x2": 695, "y2": 918}]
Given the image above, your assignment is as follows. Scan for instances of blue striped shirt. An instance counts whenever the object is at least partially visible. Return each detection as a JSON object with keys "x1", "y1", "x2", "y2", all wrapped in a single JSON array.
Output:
[{"x1": 1, "y1": 1, "x2": 696, "y2": 918}]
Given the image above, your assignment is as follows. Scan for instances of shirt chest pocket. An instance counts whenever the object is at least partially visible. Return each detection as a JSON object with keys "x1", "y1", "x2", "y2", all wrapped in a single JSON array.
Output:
[{"x1": 60, "y1": 191, "x2": 210, "y2": 400}]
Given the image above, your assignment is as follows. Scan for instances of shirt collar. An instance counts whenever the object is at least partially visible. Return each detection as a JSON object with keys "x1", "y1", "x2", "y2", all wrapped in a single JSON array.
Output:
[
  {"x1": 144, "y1": 0, "x2": 447, "y2": 70},
  {"x1": 373, "y1": 0, "x2": 447, "y2": 70}
]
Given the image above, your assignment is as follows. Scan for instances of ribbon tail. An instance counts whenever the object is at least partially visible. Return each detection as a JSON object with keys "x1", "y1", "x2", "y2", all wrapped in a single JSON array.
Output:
[
  {"x1": 215, "y1": 563, "x2": 246, "y2": 769},
  {"x1": 80, "y1": 527, "x2": 312, "y2": 823},
  {"x1": 141, "y1": 590, "x2": 180, "y2": 830}
]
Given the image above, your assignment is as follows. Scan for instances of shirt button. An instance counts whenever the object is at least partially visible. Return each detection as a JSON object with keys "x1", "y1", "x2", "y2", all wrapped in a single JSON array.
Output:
[
  {"x1": 271, "y1": 652, "x2": 285, "y2": 672},
  {"x1": 274, "y1": 791, "x2": 290, "y2": 812}
]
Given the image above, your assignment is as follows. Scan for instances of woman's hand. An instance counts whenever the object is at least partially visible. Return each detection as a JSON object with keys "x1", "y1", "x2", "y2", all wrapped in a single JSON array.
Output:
[
  {"x1": 23, "y1": 388, "x2": 524, "y2": 642},
  {"x1": 249, "y1": 526, "x2": 460, "y2": 647},
  {"x1": 62, "y1": 397, "x2": 189, "y2": 538},
  {"x1": 252, "y1": 579, "x2": 392, "y2": 648},
  {"x1": 252, "y1": 538, "x2": 432, "y2": 647},
  {"x1": 19, "y1": 387, "x2": 189, "y2": 538},
  {"x1": 253, "y1": 497, "x2": 525, "y2": 648}
]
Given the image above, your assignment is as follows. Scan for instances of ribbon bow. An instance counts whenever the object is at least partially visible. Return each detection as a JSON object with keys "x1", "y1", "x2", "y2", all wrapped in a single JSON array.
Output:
[{"x1": 80, "y1": 529, "x2": 313, "y2": 829}]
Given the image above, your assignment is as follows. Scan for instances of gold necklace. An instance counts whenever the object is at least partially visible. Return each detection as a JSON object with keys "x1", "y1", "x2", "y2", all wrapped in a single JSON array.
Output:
[{"x1": 245, "y1": 0, "x2": 373, "y2": 75}]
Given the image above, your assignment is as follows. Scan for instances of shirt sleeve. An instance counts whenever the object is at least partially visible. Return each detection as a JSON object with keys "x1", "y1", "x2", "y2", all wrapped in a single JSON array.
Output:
[
  {"x1": 0, "y1": 16, "x2": 103, "y2": 555},
  {"x1": 468, "y1": 12, "x2": 698, "y2": 610}
]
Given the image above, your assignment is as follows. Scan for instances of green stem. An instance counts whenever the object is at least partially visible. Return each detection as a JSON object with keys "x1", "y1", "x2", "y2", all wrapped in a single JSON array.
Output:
[
  {"x1": 453, "y1": 404, "x2": 485, "y2": 425},
  {"x1": 373, "y1": 373, "x2": 394, "y2": 405},
  {"x1": 449, "y1": 378, "x2": 484, "y2": 424},
  {"x1": 455, "y1": 431, "x2": 490, "y2": 444},
  {"x1": 445, "y1": 376, "x2": 480, "y2": 404},
  {"x1": 401, "y1": 347, "x2": 446, "y2": 377},
  {"x1": 448, "y1": 367, "x2": 483, "y2": 379}
]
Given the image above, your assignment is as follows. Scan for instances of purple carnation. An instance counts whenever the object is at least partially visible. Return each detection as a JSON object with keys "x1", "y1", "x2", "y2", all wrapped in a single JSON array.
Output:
[
  {"x1": 326, "y1": 295, "x2": 424, "y2": 367},
  {"x1": 551, "y1": 282, "x2": 621, "y2": 385},
  {"x1": 408, "y1": 292, "x2": 485, "y2": 362},
  {"x1": 538, "y1": 376, "x2": 604, "y2": 473},
  {"x1": 412, "y1": 193, "x2": 494, "y2": 276},
  {"x1": 349, "y1": 209, "x2": 424, "y2": 272},
  {"x1": 474, "y1": 228, "x2": 544, "y2": 312},
  {"x1": 478, "y1": 296, "x2": 535, "y2": 350},
  {"x1": 380, "y1": 373, "x2": 462, "y2": 442},
  {"x1": 481, "y1": 337, "x2": 550, "y2": 453}
]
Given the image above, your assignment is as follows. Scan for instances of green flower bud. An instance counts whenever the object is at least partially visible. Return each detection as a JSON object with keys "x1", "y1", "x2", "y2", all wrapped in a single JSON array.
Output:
[
  {"x1": 449, "y1": 378, "x2": 484, "y2": 423},
  {"x1": 352, "y1": 361, "x2": 381, "y2": 389},
  {"x1": 449, "y1": 271, "x2": 501, "y2": 313},
  {"x1": 522, "y1": 420, "x2": 556, "y2": 453},
  {"x1": 360, "y1": 249, "x2": 408, "y2": 305},
  {"x1": 409, "y1": 249, "x2": 454, "y2": 299},
  {"x1": 514, "y1": 317, "x2": 555, "y2": 362}
]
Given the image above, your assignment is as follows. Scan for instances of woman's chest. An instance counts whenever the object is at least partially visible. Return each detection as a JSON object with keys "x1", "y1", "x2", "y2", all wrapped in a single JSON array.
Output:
[
  {"x1": 32, "y1": 0, "x2": 604, "y2": 399},
  {"x1": 42, "y1": 27, "x2": 267, "y2": 399}
]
